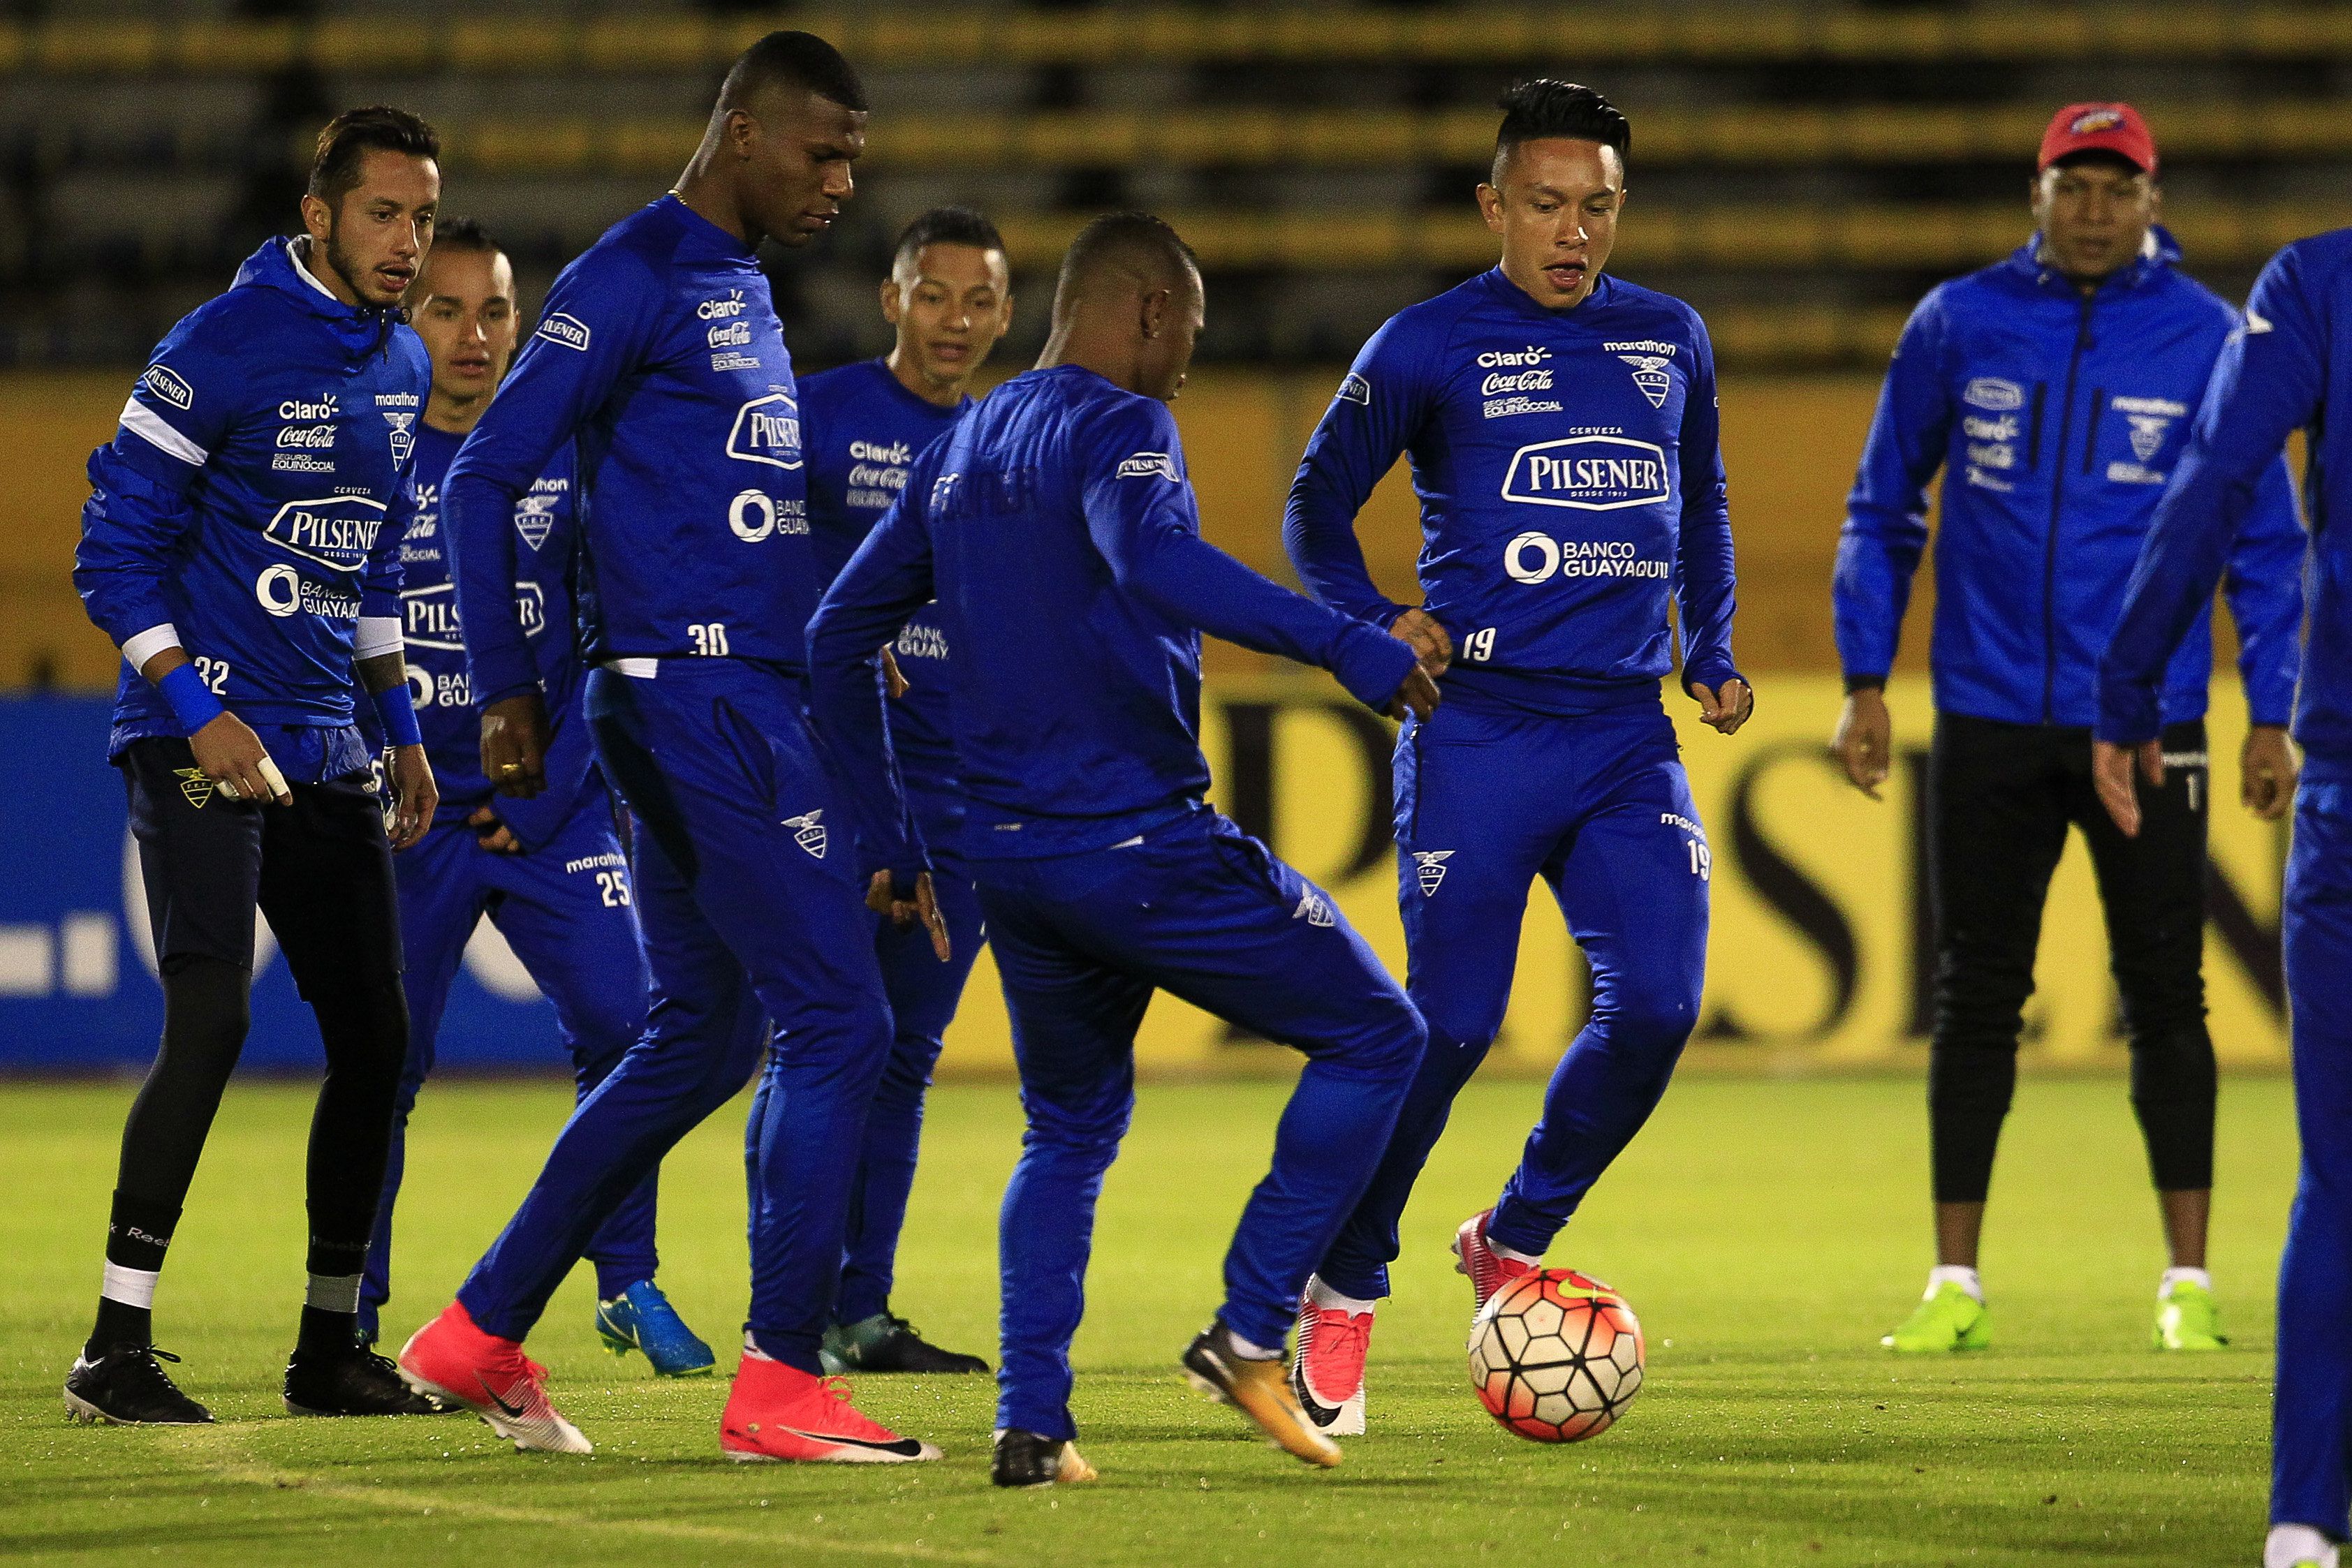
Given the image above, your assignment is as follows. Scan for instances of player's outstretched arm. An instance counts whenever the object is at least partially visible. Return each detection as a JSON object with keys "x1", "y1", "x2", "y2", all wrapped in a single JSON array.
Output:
[
  {"x1": 1831, "y1": 293, "x2": 1955, "y2": 790},
  {"x1": 447, "y1": 253, "x2": 657, "y2": 798},
  {"x1": 2096, "y1": 243, "x2": 2328, "y2": 836}
]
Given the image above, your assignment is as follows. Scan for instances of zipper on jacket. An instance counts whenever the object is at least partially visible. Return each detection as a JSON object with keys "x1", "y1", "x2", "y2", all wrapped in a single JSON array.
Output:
[
  {"x1": 2081, "y1": 386, "x2": 2105, "y2": 473},
  {"x1": 2043, "y1": 295, "x2": 2094, "y2": 723},
  {"x1": 2026, "y1": 384, "x2": 2046, "y2": 469}
]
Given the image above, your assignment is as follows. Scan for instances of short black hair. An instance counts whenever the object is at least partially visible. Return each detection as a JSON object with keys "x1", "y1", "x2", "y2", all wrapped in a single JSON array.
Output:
[
  {"x1": 893, "y1": 207, "x2": 1006, "y2": 273},
  {"x1": 1492, "y1": 80, "x2": 1629, "y2": 179},
  {"x1": 308, "y1": 105, "x2": 440, "y2": 205},
  {"x1": 718, "y1": 30, "x2": 869, "y2": 115},
  {"x1": 1054, "y1": 212, "x2": 1197, "y2": 312},
  {"x1": 431, "y1": 216, "x2": 498, "y2": 256}
]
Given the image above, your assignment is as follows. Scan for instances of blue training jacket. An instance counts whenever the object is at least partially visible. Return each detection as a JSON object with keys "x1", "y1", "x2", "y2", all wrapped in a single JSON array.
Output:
[
  {"x1": 1835, "y1": 229, "x2": 2304, "y2": 729},
  {"x1": 800, "y1": 357, "x2": 968, "y2": 786},
  {"x1": 806, "y1": 363, "x2": 1421, "y2": 877},
  {"x1": 75, "y1": 237, "x2": 427, "y2": 776},
  {"x1": 358, "y1": 422, "x2": 596, "y2": 848},
  {"x1": 445, "y1": 194, "x2": 818, "y2": 704},
  {"x1": 1284, "y1": 267, "x2": 1740, "y2": 716},
  {"x1": 2100, "y1": 228, "x2": 2352, "y2": 774}
]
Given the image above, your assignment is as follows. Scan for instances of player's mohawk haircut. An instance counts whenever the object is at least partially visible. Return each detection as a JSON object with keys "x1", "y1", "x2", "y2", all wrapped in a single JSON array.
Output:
[
  {"x1": 719, "y1": 30, "x2": 869, "y2": 114},
  {"x1": 893, "y1": 207, "x2": 1008, "y2": 272},
  {"x1": 1493, "y1": 80, "x2": 1630, "y2": 177}
]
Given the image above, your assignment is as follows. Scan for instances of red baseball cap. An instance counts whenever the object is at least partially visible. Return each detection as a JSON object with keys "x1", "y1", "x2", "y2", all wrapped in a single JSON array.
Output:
[{"x1": 2038, "y1": 102, "x2": 2158, "y2": 174}]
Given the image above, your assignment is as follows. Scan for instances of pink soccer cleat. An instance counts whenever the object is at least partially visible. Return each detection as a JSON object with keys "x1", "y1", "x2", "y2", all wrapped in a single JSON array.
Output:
[
  {"x1": 1453, "y1": 1209, "x2": 1540, "y2": 1317},
  {"x1": 395, "y1": 1300, "x2": 590, "y2": 1454},
  {"x1": 1290, "y1": 1291, "x2": 1373, "y2": 1437},
  {"x1": 719, "y1": 1354, "x2": 941, "y2": 1464}
]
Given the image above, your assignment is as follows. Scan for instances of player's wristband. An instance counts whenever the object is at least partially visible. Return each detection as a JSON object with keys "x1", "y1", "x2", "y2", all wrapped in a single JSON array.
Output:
[
  {"x1": 156, "y1": 662, "x2": 226, "y2": 737},
  {"x1": 371, "y1": 680, "x2": 425, "y2": 748}
]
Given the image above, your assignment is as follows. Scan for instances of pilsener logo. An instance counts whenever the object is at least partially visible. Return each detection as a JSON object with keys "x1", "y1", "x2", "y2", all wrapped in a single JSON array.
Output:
[
  {"x1": 264, "y1": 495, "x2": 386, "y2": 570},
  {"x1": 1501, "y1": 435, "x2": 1669, "y2": 512},
  {"x1": 536, "y1": 313, "x2": 591, "y2": 351},
  {"x1": 402, "y1": 581, "x2": 545, "y2": 651},
  {"x1": 1116, "y1": 452, "x2": 1179, "y2": 481},
  {"x1": 727, "y1": 392, "x2": 802, "y2": 469}
]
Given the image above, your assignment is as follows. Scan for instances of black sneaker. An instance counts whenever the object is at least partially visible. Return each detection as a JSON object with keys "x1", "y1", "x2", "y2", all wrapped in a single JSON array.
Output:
[
  {"x1": 990, "y1": 1427, "x2": 1098, "y2": 1488},
  {"x1": 284, "y1": 1344, "x2": 451, "y2": 1417},
  {"x1": 64, "y1": 1346, "x2": 214, "y2": 1426},
  {"x1": 821, "y1": 1311, "x2": 990, "y2": 1375}
]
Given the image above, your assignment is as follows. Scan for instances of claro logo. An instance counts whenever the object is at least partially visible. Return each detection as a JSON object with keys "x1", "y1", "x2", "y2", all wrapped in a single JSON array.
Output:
[
  {"x1": 1500, "y1": 435, "x2": 1670, "y2": 512},
  {"x1": 726, "y1": 392, "x2": 802, "y2": 470}
]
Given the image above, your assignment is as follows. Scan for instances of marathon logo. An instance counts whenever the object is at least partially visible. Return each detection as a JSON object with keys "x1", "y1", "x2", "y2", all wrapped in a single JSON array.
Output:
[
  {"x1": 726, "y1": 392, "x2": 802, "y2": 470},
  {"x1": 1601, "y1": 339, "x2": 1677, "y2": 357},
  {"x1": 1962, "y1": 377, "x2": 2024, "y2": 412},
  {"x1": 141, "y1": 364, "x2": 193, "y2": 410},
  {"x1": 375, "y1": 392, "x2": 420, "y2": 408},
  {"x1": 400, "y1": 581, "x2": 545, "y2": 651},
  {"x1": 536, "y1": 312, "x2": 592, "y2": 352},
  {"x1": 264, "y1": 494, "x2": 385, "y2": 571},
  {"x1": 1117, "y1": 452, "x2": 1180, "y2": 482},
  {"x1": 1501, "y1": 434, "x2": 1670, "y2": 512}
]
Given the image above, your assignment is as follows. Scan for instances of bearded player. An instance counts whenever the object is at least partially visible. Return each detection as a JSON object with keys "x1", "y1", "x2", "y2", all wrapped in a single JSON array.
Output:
[{"x1": 1282, "y1": 80, "x2": 1749, "y2": 1435}]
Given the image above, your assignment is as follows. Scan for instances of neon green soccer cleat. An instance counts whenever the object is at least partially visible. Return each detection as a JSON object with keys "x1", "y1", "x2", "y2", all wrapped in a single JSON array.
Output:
[
  {"x1": 1881, "y1": 1282, "x2": 1990, "y2": 1353},
  {"x1": 2153, "y1": 1279, "x2": 2228, "y2": 1351}
]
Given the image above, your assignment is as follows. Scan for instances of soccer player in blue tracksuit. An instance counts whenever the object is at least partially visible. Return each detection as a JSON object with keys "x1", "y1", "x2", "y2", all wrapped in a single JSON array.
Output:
[
  {"x1": 1280, "y1": 82, "x2": 1747, "y2": 1436},
  {"x1": 797, "y1": 207, "x2": 1012, "y2": 1377},
  {"x1": 2092, "y1": 228, "x2": 2352, "y2": 1568},
  {"x1": 1835, "y1": 104, "x2": 2305, "y2": 1356},
  {"x1": 808, "y1": 213, "x2": 1436, "y2": 1487},
  {"x1": 395, "y1": 34, "x2": 941, "y2": 1465},
  {"x1": 353, "y1": 220, "x2": 712, "y2": 1375},
  {"x1": 67, "y1": 108, "x2": 445, "y2": 1424}
]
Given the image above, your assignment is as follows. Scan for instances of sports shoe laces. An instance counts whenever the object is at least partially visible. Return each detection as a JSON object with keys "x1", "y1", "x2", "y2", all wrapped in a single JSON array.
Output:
[
  {"x1": 112, "y1": 1346, "x2": 184, "y2": 1393},
  {"x1": 807, "y1": 1374, "x2": 897, "y2": 1441},
  {"x1": 1311, "y1": 1311, "x2": 1373, "y2": 1382}
]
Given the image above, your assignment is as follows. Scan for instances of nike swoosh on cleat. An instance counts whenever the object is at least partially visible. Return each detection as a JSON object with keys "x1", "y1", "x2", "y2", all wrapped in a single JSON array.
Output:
[
  {"x1": 475, "y1": 1375, "x2": 528, "y2": 1420},
  {"x1": 777, "y1": 1426, "x2": 929, "y2": 1458}
]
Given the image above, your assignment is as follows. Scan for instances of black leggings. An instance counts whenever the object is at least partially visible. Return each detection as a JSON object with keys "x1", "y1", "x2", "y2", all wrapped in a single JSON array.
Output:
[
  {"x1": 1925, "y1": 714, "x2": 2217, "y2": 1204},
  {"x1": 116, "y1": 740, "x2": 409, "y2": 1275}
]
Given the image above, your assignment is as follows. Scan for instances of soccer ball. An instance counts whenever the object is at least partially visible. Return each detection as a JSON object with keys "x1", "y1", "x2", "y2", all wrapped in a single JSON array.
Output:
[{"x1": 1467, "y1": 1268, "x2": 1645, "y2": 1442}]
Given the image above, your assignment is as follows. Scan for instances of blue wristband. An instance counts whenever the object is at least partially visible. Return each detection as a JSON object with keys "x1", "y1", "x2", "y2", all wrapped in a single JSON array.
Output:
[
  {"x1": 372, "y1": 679, "x2": 425, "y2": 748},
  {"x1": 156, "y1": 662, "x2": 226, "y2": 737}
]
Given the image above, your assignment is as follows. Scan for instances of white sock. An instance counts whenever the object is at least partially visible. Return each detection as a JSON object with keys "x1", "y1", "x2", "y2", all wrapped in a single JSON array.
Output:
[
  {"x1": 1494, "y1": 1242, "x2": 1543, "y2": 1266},
  {"x1": 741, "y1": 1330, "x2": 774, "y2": 1363},
  {"x1": 2265, "y1": 1523, "x2": 2339, "y2": 1568},
  {"x1": 101, "y1": 1262, "x2": 159, "y2": 1309},
  {"x1": 1305, "y1": 1275, "x2": 1378, "y2": 1317},
  {"x1": 305, "y1": 1273, "x2": 361, "y2": 1314},
  {"x1": 1926, "y1": 1265, "x2": 1983, "y2": 1302},
  {"x1": 1226, "y1": 1330, "x2": 1282, "y2": 1362},
  {"x1": 2161, "y1": 1266, "x2": 2213, "y2": 1297}
]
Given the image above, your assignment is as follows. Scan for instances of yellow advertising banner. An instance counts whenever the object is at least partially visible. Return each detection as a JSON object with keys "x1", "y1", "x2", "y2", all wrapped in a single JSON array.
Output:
[{"x1": 933, "y1": 673, "x2": 2290, "y2": 1074}]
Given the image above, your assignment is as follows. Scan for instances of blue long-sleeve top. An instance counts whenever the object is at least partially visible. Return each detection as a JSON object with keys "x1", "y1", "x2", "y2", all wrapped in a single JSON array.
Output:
[
  {"x1": 74, "y1": 236, "x2": 425, "y2": 778},
  {"x1": 2099, "y1": 229, "x2": 2352, "y2": 772},
  {"x1": 444, "y1": 195, "x2": 821, "y2": 708},
  {"x1": 356, "y1": 422, "x2": 596, "y2": 848},
  {"x1": 1284, "y1": 267, "x2": 1740, "y2": 716},
  {"x1": 805, "y1": 363, "x2": 1422, "y2": 878},
  {"x1": 1835, "y1": 230, "x2": 2305, "y2": 728},
  {"x1": 800, "y1": 357, "x2": 969, "y2": 787}
]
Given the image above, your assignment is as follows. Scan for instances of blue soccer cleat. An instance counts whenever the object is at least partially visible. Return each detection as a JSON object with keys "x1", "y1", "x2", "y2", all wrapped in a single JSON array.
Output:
[{"x1": 594, "y1": 1280, "x2": 716, "y2": 1377}]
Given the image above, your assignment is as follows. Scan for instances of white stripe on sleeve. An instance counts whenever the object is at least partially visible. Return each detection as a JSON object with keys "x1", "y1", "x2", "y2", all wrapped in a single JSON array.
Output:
[
  {"x1": 117, "y1": 397, "x2": 208, "y2": 467},
  {"x1": 119, "y1": 623, "x2": 183, "y2": 670},
  {"x1": 353, "y1": 616, "x2": 403, "y2": 658}
]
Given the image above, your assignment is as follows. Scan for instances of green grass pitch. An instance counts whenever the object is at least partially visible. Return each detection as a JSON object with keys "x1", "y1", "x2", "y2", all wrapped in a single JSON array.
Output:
[{"x1": 0, "y1": 1072, "x2": 2293, "y2": 1565}]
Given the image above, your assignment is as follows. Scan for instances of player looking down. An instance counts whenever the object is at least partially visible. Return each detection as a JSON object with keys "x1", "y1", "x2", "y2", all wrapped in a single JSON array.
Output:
[
  {"x1": 795, "y1": 206, "x2": 1013, "y2": 1378},
  {"x1": 1835, "y1": 103, "x2": 2304, "y2": 1356},
  {"x1": 1281, "y1": 80, "x2": 1747, "y2": 1436},
  {"x1": 808, "y1": 212, "x2": 1438, "y2": 1488},
  {"x1": 354, "y1": 219, "x2": 713, "y2": 1375},
  {"x1": 395, "y1": 33, "x2": 943, "y2": 1464},
  {"x1": 67, "y1": 106, "x2": 443, "y2": 1424}
]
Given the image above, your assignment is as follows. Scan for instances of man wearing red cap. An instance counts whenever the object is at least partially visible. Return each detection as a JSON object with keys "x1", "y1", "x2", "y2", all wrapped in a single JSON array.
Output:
[{"x1": 1830, "y1": 104, "x2": 2307, "y2": 1353}]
